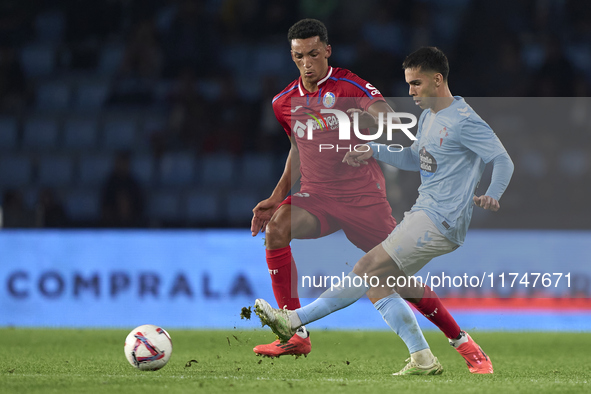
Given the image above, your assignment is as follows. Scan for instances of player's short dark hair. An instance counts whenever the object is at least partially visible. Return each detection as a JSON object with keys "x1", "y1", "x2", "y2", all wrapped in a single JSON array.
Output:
[
  {"x1": 402, "y1": 47, "x2": 449, "y2": 81},
  {"x1": 287, "y1": 19, "x2": 328, "y2": 45}
]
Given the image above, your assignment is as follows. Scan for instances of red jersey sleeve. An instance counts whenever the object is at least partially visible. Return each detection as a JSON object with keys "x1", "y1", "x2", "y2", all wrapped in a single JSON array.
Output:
[
  {"x1": 272, "y1": 99, "x2": 291, "y2": 137},
  {"x1": 338, "y1": 70, "x2": 385, "y2": 112}
]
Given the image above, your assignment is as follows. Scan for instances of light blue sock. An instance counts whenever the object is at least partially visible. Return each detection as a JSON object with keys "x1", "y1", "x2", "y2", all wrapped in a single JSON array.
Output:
[
  {"x1": 374, "y1": 293, "x2": 429, "y2": 354},
  {"x1": 296, "y1": 272, "x2": 368, "y2": 325}
]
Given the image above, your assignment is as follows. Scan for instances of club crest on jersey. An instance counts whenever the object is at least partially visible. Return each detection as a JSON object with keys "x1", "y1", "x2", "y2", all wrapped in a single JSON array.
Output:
[
  {"x1": 323, "y1": 92, "x2": 336, "y2": 108},
  {"x1": 438, "y1": 127, "x2": 448, "y2": 146}
]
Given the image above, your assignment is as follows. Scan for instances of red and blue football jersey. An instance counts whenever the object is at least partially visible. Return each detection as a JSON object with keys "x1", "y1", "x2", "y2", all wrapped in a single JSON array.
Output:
[{"x1": 272, "y1": 67, "x2": 388, "y2": 198}]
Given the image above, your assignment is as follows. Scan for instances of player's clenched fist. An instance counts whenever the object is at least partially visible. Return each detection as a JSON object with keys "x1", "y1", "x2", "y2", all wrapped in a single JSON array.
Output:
[
  {"x1": 342, "y1": 144, "x2": 374, "y2": 167},
  {"x1": 473, "y1": 195, "x2": 500, "y2": 212}
]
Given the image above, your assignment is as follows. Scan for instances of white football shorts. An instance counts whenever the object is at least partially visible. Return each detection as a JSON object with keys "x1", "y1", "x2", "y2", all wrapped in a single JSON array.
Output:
[{"x1": 381, "y1": 210, "x2": 459, "y2": 276}]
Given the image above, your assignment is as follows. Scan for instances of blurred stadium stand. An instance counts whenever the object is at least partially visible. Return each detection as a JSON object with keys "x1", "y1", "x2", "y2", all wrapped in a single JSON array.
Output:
[{"x1": 0, "y1": 0, "x2": 589, "y2": 229}]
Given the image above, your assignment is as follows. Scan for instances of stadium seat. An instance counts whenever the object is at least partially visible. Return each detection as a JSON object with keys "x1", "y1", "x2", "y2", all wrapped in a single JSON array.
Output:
[
  {"x1": 21, "y1": 187, "x2": 39, "y2": 211},
  {"x1": 34, "y1": 11, "x2": 65, "y2": 43},
  {"x1": 148, "y1": 191, "x2": 181, "y2": 222},
  {"x1": 135, "y1": 114, "x2": 166, "y2": 151},
  {"x1": 238, "y1": 154, "x2": 274, "y2": 187},
  {"x1": 64, "y1": 189, "x2": 100, "y2": 222},
  {"x1": 226, "y1": 190, "x2": 260, "y2": 224},
  {"x1": 330, "y1": 43, "x2": 357, "y2": 68},
  {"x1": 141, "y1": 114, "x2": 167, "y2": 135},
  {"x1": 200, "y1": 154, "x2": 235, "y2": 186},
  {"x1": 253, "y1": 43, "x2": 285, "y2": 76},
  {"x1": 98, "y1": 43, "x2": 125, "y2": 75},
  {"x1": 63, "y1": 117, "x2": 99, "y2": 150},
  {"x1": 234, "y1": 76, "x2": 262, "y2": 101},
  {"x1": 130, "y1": 154, "x2": 154, "y2": 186},
  {"x1": 158, "y1": 152, "x2": 196, "y2": 187},
  {"x1": 74, "y1": 82, "x2": 109, "y2": 110},
  {"x1": 152, "y1": 80, "x2": 173, "y2": 104},
  {"x1": 0, "y1": 116, "x2": 19, "y2": 151},
  {"x1": 36, "y1": 81, "x2": 71, "y2": 110},
  {"x1": 101, "y1": 118, "x2": 137, "y2": 151},
  {"x1": 37, "y1": 155, "x2": 74, "y2": 187},
  {"x1": 77, "y1": 154, "x2": 112, "y2": 186},
  {"x1": 22, "y1": 118, "x2": 60, "y2": 150},
  {"x1": 220, "y1": 44, "x2": 249, "y2": 77},
  {"x1": 0, "y1": 155, "x2": 33, "y2": 188},
  {"x1": 197, "y1": 79, "x2": 223, "y2": 101},
  {"x1": 20, "y1": 44, "x2": 56, "y2": 77},
  {"x1": 185, "y1": 190, "x2": 220, "y2": 223}
]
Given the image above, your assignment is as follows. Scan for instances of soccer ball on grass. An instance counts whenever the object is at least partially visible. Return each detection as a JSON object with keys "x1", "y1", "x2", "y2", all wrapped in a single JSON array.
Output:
[{"x1": 124, "y1": 324, "x2": 173, "y2": 371}]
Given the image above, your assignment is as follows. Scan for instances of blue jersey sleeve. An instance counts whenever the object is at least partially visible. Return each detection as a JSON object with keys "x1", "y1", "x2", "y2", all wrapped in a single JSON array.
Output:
[
  {"x1": 369, "y1": 142, "x2": 420, "y2": 171},
  {"x1": 484, "y1": 152, "x2": 514, "y2": 200},
  {"x1": 458, "y1": 117, "x2": 507, "y2": 164},
  {"x1": 458, "y1": 115, "x2": 513, "y2": 200}
]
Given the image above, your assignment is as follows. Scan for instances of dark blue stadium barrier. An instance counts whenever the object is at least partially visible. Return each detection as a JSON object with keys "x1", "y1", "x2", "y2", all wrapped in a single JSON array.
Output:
[{"x1": 1, "y1": 229, "x2": 590, "y2": 331}]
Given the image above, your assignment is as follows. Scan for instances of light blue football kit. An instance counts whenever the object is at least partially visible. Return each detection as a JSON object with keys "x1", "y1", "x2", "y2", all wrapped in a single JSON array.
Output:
[
  {"x1": 371, "y1": 96, "x2": 513, "y2": 246},
  {"x1": 294, "y1": 96, "x2": 513, "y2": 338}
]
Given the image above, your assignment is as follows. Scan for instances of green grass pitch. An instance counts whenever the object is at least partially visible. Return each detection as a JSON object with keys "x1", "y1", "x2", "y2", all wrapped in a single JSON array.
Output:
[{"x1": 1, "y1": 328, "x2": 589, "y2": 393}]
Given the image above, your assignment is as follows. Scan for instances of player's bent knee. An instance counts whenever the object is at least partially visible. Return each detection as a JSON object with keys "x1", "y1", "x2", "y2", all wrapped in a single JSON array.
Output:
[{"x1": 264, "y1": 219, "x2": 291, "y2": 249}]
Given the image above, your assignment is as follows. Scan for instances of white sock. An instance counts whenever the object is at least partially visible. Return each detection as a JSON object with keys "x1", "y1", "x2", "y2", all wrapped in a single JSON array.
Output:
[
  {"x1": 289, "y1": 310, "x2": 303, "y2": 330},
  {"x1": 449, "y1": 330, "x2": 469, "y2": 348},
  {"x1": 295, "y1": 326, "x2": 308, "y2": 339},
  {"x1": 410, "y1": 348, "x2": 435, "y2": 366}
]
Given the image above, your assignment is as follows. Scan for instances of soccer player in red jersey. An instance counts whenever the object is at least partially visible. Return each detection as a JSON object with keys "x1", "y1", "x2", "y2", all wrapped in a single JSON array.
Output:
[{"x1": 251, "y1": 20, "x2": 483, "y2": 372}]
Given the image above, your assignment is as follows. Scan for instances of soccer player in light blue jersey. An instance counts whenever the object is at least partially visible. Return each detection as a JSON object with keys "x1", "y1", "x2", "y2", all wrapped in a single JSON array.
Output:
[{"x1": 255, "y1": 47, "x2": 514, "y2": 375}]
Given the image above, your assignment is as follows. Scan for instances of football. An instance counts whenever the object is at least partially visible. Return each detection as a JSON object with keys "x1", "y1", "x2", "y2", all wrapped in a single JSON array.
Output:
[{"x1": 124, "y1": 324, "x2": 173, "y2": 371}]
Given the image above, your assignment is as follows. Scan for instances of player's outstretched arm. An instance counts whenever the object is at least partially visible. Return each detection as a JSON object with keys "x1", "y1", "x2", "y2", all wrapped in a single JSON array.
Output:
[{"x1": 251, "y1": 137, "x2": 301, "y2": 236}]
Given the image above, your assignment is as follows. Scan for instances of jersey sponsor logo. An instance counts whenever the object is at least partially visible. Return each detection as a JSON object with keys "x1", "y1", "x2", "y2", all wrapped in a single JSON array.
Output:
[
  {"x1": 293, "y1": 120, "x2": 307, "y2": 138},
  {"x1": 419, "y1": 147, "x2": 437, "y2": 177},
  {"x1": 322, "y1": 92, "x2": 336, "y2": 108},
  {"x1": 316, "y1": 113, "x2": 338, "y2": 130},
  {"x1": 293, "y1": 192, "x2": 310, "y2": 197},
  {"x1": 304, "y1": 110, "x2": 329, "y2": 131},
  {"x1": 365, "y1": 83, "x2": 380, "y2": 96},
  {"x1": 293, "y1": 111, "x2": 340, "y2": 139}
]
